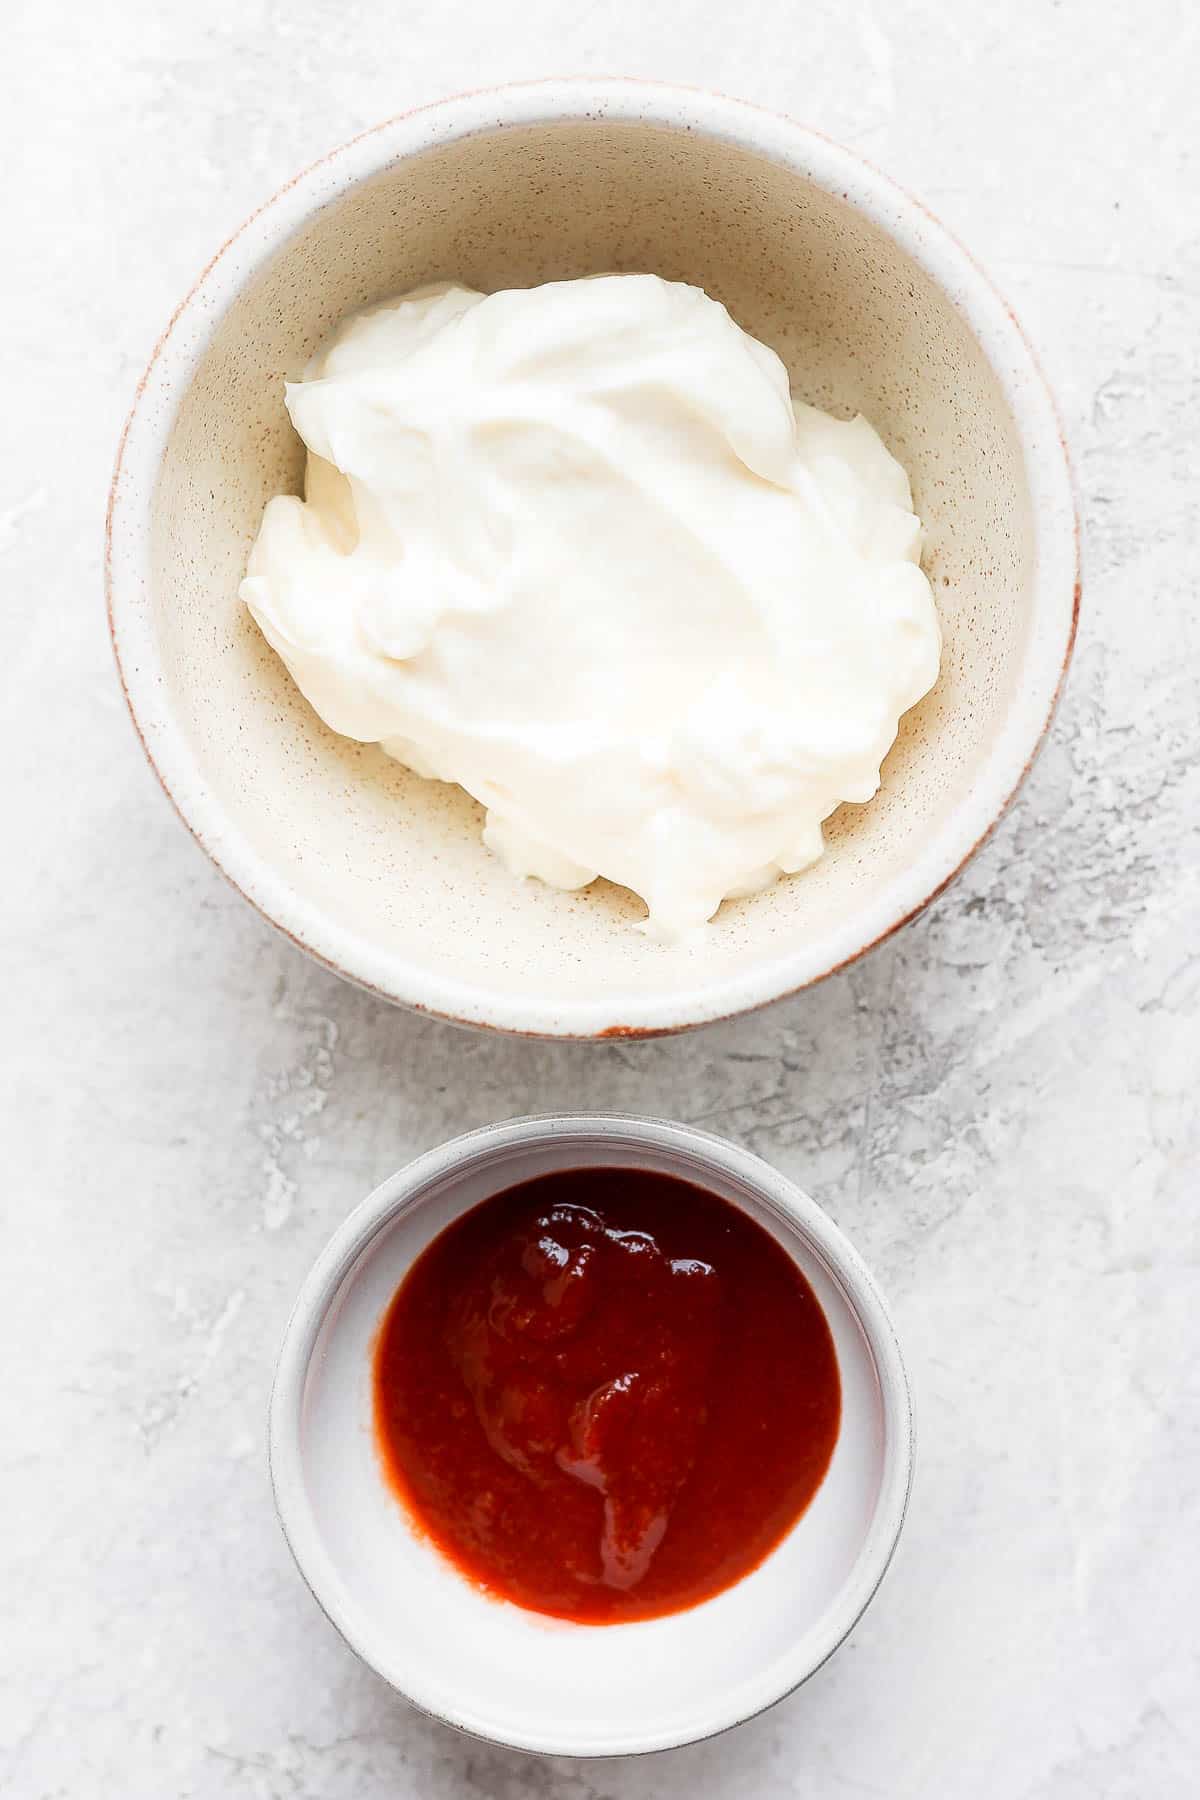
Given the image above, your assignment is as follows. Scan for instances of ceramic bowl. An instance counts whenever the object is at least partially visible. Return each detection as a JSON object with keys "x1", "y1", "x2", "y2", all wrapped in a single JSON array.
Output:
[
  {"x1": 107, "y1": 79, "x2": 1078, "y2": 1037},
  {"x1": 268, "y1": 1115, "x2": 913, "y2": 1756}
]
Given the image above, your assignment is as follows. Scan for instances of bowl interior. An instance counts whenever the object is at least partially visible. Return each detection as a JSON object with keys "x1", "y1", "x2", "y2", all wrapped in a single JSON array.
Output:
[
  {"x1": 281, "y1": 1122, "x2": 904, "y2": 1755},
  {"x1": 144, "y1": 112, "x2": 1038, "y2": 1027}
]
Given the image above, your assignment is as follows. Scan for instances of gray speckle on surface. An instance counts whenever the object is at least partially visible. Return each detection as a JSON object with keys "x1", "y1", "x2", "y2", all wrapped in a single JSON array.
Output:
[{"x1": 3, "y1": 2, "x2": 1198, "y2": 1796}]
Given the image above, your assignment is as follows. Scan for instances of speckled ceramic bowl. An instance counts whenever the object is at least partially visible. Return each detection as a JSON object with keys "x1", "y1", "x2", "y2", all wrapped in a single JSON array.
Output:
[{"x1": 107, "y1": 79, "x2": 1078, "y2": 1037}]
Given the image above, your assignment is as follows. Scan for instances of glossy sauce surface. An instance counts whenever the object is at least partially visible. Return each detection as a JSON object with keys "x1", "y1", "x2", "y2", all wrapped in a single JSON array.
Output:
[{"x1": 373, "y1": 1168, "x2": 841, "y2": 1623}]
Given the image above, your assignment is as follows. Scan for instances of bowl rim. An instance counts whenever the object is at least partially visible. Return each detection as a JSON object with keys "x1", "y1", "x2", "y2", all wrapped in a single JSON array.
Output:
[
  {"x1": 106, "y1": 77, "x2": 1079, "y2": 1039},
  {"x1": 268, "y1": 1112, "x2": 915, "y2": 1757}
]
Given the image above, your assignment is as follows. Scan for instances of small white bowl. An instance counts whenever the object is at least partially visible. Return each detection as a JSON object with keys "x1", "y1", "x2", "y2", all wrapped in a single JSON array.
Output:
[
  {"x1": 269, "y1": 1115, "x2": 913, "y2": 1757},
  {"x1": 107, "y1": 79, "x2": 1077, "y2": 1036}
]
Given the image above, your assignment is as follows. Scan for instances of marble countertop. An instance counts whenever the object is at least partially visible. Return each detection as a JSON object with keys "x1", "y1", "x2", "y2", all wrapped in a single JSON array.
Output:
[{"x1": 5, "y1": 2, "x2": 1198, "y2": 1795}]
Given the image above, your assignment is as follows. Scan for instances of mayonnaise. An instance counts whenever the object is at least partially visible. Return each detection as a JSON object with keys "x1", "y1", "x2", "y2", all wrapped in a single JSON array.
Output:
[{"x1": 241, "y1": 275, "x2": 940, "y2": 939}]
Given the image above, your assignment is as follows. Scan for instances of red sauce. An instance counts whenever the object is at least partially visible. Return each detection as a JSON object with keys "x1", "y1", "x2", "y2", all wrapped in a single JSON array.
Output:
[{"x1": 373, "y1": 1168, "x2": 840, "y2": 1623}]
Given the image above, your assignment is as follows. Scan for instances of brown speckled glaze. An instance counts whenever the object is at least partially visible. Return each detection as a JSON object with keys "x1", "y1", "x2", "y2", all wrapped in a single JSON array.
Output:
[{"x1": 106, "y1": 82, "x2": 1079, "y2": 1038}]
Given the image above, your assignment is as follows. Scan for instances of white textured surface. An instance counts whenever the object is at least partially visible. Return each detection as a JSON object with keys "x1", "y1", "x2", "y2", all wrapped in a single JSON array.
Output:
[{"x1": 3, "y1": 4, "x2": 1197, "y2": 1796}]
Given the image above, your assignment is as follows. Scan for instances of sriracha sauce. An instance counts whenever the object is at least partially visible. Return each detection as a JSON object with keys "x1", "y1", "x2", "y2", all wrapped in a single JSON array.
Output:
[{"x1": 373, "y1": 1167, "x2": 840, "y2": 1623}]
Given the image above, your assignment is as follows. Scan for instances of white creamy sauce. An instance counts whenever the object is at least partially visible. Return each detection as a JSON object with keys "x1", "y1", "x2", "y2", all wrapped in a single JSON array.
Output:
[{"x1": 241, "y1": 275, "x2": 940, "y2": 939}]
